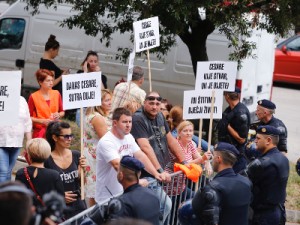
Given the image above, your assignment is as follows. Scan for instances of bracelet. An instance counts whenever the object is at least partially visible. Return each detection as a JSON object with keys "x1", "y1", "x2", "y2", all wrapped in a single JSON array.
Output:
[
  {"x1": 180, "y1": 160, "x2": 188, "y2": 165},
  {"x1": 157, "y1": 168, "x2": 164, "y2": 173}
]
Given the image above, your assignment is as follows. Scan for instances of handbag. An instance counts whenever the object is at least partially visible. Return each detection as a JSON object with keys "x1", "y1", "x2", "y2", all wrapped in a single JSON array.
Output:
[{"x1": 24, "y1": 167, "x2": 45, "y2": 206}]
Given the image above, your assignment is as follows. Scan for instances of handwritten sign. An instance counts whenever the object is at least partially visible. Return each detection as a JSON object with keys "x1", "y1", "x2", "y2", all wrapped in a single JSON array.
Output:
[
  {"x1": 62, "y1": 72, "x2": 101, "y2": 110},
  {"x1": 0, "y1": 71, "x2": 21, "y2": 125},
  {"x1": 195, "y1": 61, "x2": 237, "y2": 91},
  {"x1": 183, "y1": 90, "x2": 223, "y2": 120},
  {"x1": 127, "y1": 50, "x2": 136, "y2": 82},
  {"x1": 133, "y1": 16, "x2": 160, "y2": 53}
]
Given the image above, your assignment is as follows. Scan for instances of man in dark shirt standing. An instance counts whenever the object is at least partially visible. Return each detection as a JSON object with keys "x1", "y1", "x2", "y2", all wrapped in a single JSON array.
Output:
[{"x1": 217, "y1": 87, "x2": 250, "y2": 173}]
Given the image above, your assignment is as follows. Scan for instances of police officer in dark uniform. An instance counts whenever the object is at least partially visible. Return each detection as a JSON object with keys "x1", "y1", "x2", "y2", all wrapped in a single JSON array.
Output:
[
  {"x1": 116, "y1": 156, "x2": 160, "y2": 225},
  {"x1": 256, "y1": 99, "x2": 288, "y2": 153},
  {"x1": 243, "y1": 125, "x2": 289, "y2": 225},
  {"x1": 217, "y1": 87, "x2": 251, "y2": 173},
  {"x1": 179, "y1": 142, "x2": 252, "y2": 225},
  {"x1": 82, "y1": 156, "x2": 160, "y2": 225}
]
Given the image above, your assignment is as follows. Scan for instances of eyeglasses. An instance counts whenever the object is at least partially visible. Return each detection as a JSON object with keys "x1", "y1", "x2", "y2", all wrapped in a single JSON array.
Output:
[
  {"x1": 57, "y1": 134, "x2": 74, "y2": 140},
  {"x1": 146, "y1": 96, "x2": 162, "y2": 101}
]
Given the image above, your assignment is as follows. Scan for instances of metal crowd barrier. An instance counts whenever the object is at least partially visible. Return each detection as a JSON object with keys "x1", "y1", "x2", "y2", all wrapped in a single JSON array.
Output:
[{"x1": 59, "y1": 169, "x2": 210, "y2": 225}]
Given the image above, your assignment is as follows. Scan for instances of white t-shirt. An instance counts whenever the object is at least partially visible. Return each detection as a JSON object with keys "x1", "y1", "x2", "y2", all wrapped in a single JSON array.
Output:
[{"x1": 95, "y1": 131, "x2": 140, "y2": 203}]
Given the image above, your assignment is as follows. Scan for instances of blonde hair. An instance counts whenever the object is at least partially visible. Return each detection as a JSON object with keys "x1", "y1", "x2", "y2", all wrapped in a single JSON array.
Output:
[
  {"x1": 27, "y1": 138, "x2": 51, "y2": 163},
  {"x1": 86, "y1": 89, "x2": 112, "y2": 116},
  {"x1": 177, "y1": 120, "x2": 194, "y2": 136}
]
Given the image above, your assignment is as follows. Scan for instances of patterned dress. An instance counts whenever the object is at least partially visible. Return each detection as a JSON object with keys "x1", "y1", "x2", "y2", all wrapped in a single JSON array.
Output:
[{"x1": 83, "y1": 112, "x2": 102, "y2": 198}]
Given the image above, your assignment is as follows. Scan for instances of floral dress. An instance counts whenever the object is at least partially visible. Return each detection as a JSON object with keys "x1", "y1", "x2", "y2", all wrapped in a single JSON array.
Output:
[{"x1": 83, "y1": 112, "x2": 102, "y2": 198}]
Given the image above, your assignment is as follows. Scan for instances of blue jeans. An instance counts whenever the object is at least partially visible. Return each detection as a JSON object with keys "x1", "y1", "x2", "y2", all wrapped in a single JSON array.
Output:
[
  {"x1": 0, "y1": 147, "x2": 21, "y2": 182},
  {"x1": 145, "y1": 177, "x2": 172, "y2": 225}
]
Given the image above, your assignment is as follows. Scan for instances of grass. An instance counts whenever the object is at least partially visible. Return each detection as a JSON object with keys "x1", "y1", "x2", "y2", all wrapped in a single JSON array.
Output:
[
  {"x1": 286, "y1": 162, "x2": 300, "y2": 210},
  {"x1": 63, "y1": 120, "x2": 300, "y2": 211}
]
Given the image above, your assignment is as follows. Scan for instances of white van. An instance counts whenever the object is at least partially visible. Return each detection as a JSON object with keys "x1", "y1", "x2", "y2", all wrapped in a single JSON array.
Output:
[{"x1": 0, "y1": 0, "x2": 275, "y2": 122}]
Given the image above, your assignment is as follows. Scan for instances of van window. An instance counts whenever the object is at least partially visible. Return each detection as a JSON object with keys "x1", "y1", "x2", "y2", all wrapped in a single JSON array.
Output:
[{"x1": 0, "y1": 18, "x2": 25, "y2": 49}]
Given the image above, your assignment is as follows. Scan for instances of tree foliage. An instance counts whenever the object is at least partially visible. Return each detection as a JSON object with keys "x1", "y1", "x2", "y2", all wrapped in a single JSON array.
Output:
[{"x1": 24, "y1": 0, "x2": 299, "y2": 75}]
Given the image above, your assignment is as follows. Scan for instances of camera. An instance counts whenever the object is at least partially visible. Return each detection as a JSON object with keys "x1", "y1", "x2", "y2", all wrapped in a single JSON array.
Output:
[{"x1": 30, "y1": 191, "x2": 66, "y2": 225}]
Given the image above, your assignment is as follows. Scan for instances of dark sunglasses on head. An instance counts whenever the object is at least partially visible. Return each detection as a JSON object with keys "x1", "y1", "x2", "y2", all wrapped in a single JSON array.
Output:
[
  {"x1": 146, "y1": 96, "x2": 162, "y2": 101},
  {"x1": 58, "y1": 134, "x2": 74, "y2": 140}
]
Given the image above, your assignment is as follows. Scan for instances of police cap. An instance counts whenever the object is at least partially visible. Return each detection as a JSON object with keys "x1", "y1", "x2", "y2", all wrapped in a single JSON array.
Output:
[
  {"x1": 120, "y1": 155, "x2": 144, "y2": 172},
  {"x1": 257, "y1": 99, "x2": 276, "y2": 110},
  {"x1": 256, "y1": 125, "x2": 280, "y2": 136},
  {"x1": 214, "y1": 142, "x2": 239, "y2": 157}
]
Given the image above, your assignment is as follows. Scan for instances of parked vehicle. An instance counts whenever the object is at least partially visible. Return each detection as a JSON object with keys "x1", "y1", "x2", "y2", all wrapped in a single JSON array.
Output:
[
  {"x1": 273, "y1": 34, "x2": 300, "y2": 84},
  {"x1": 0, "y1": 0, "x2": 275, "y2": 123}
]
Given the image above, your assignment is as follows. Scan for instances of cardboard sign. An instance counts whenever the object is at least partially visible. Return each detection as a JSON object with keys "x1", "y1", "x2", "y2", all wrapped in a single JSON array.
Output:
[
  {"x1": 183, "y1": 90, "x2": 223, "y2": 120},
  {"x1": 127, "y1": 50, "x2": 136, "y2": 82},
  {"x1": 62, "y1": 72, "x2": 102, "y2": 110},
  {"x1": 0, "y1": 71, "x2": 21, "y2": 125},
  {"x1": 195, "y1": 61, "x2": 237, "y2": 91},
  {"x1": 133, "y1": 16, "x2": 160, "y2": 53}
]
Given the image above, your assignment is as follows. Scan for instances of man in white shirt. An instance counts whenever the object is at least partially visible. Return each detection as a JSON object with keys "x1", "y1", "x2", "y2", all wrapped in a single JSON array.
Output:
[{"x1": 95, "y1": 107, "x2": 169, "y2": 203}]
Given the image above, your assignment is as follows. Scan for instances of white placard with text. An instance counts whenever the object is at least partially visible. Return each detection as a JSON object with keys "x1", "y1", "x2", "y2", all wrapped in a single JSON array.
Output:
[
  {"x1": 183, "y1": 89, "x2": 223, "y2": 120},
  {"x1": 133, "y1": 16, "x2": 160, "y2": 53},
  {"x1": 62, "y1": 72, "x2": 101, "y2": 110},
  {"x1": 195, "y1": 61, "x2": 237, "y2": 91},
  {"x1": 0, "y1": 71, "x2": 21, "y2": 125}
]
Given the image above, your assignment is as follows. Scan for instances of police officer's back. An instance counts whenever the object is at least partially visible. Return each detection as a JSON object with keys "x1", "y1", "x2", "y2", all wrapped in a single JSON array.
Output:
[
  {"x1": 244, "y1": 126, "x2": 289, "y2": 225},
  {"x1": 117, "y1": 156, "x2": 160, "y2": 225},
  {"x1": 192, "y1": 142, "x2": 252, "y2": 225}
]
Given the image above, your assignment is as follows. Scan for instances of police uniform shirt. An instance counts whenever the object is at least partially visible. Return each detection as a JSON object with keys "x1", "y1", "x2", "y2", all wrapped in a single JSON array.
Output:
[
  {"x1": 251, "y1": 147, "x2": 289, "y2": 210},
  {"x1": 117, "y1": 183, "x2": 160, "y2": 225},
  {"x1": 193, "y1": 168, "x2": 252, "y2": 225}
]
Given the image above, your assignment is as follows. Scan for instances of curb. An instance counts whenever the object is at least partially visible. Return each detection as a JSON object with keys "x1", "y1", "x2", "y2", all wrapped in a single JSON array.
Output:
[{"x1": 287, "y1": 209, "x2": 300, "y2": 223}]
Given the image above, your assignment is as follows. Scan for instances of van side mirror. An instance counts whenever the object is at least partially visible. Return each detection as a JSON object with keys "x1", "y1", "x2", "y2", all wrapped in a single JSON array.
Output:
[{"x1": 281, "y1": 45, "x2": 287, "y2": 54}]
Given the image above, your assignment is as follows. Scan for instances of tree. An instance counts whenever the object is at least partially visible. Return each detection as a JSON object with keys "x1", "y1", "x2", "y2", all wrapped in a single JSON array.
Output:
[{"x1": 24, "y1": 0, "x2": 299, "y2": 76}]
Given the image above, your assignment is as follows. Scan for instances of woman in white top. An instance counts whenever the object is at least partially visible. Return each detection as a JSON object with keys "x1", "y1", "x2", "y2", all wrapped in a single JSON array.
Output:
[
  {"x1": 83, "y1": 88, "x2": 112, "y2": 206},
  {"x1": 0, "y1": 96, "x2": 32, "y2": 182}
]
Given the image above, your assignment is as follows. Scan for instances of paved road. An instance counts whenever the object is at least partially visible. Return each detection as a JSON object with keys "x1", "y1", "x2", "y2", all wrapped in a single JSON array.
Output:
[{"x1": 272, "y1": 84, "x2": 300, "y2": 163}]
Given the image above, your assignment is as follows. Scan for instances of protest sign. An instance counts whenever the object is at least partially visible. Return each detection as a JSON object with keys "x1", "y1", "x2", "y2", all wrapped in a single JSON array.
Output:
[
  {"x1": 183, "y1": 89, "x2": 223, "y2": 120},
  {"x1": 133, "y1": 16, "x2": 160, "y2": 53},
  {"x1": 0, "y1": 71, "x2": 21, "y2": 126},
  {"x1": 195, "y1": 61, "x2": 237, "y2": 91},
  {"x1": 62, "y1": 72, "x2": 101, "y2": 110},
  {"x1": 127, "y1": 50, "x2": 135, "y2": 82}
]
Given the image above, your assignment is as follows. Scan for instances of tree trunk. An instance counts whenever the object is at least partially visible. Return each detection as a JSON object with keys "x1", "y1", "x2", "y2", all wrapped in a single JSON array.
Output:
[{"x1": 179, "y1": 18, "x2": 215, "y2": 77}]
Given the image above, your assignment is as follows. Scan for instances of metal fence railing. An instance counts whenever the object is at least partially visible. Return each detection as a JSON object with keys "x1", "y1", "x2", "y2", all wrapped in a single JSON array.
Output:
[{"x1": 59, "y1": 170, "x2": 210, "y2": 225}]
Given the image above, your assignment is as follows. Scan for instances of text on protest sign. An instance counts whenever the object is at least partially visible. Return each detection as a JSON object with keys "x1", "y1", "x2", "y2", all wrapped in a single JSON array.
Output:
[
  {"x1": 0, "y1": 71, "x2": 21, "y2": 126},
  {"x1": 133, "y1": 16, "x2": 160, "y2": 53},
  {"x1": 183, "y1": 90, "x2": 223, "y2": 120},
  {"x1": 195, "y1": 61, "x2": 237, "y2": 91},
  {"x1": 62, "y1": 72, "x2": 101, "y2": 110}
]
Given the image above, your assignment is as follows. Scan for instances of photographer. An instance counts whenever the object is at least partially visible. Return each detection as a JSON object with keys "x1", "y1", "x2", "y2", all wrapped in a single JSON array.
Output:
[{"x1": 0, "y1": 181, "x2": 57, "y2": 225}]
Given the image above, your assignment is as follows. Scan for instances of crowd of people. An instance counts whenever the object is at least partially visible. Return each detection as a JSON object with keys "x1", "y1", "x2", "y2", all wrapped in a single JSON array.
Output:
[{"x1": 0, "y1": 34, "x2": 291, "y2": 225}]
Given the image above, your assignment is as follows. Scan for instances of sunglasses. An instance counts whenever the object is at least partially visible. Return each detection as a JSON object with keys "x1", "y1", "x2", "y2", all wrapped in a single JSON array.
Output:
[
  {"x1": 57, "y1": 134, "x2": 74, "y2": 140},
  {"x1": 146, "y1": 96, "x2": 162, "y2": 101}
]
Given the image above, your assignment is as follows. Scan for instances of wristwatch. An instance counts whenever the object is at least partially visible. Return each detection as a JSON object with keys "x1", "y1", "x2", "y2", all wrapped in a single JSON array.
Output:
[
  {"x1": 180, "y1": 160, "x2": 188, "y2": 165},
  {"x1": 157, "y1": 168, "x2": 164, "y2": 173}
]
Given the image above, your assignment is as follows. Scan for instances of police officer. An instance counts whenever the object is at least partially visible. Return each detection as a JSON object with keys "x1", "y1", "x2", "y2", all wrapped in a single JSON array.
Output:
[
  {"x1": 83, "y1": 156, "x2": 160, "y2": 225},
  {"x1": 117, "y1": 156, "x2": 160, "y2": 225},
  {"x1": 255, "y1": 99, "x2": 288, "y2": 154},
  {"x1": 217, "y1": 87, "x2": 251, "y2": 172},
  {"x1": 244, "y1": 125, "x2": 289, "y2": 225},
  {"x1": 191, "y1": 142, "x2": 252, "y2": 225}
]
